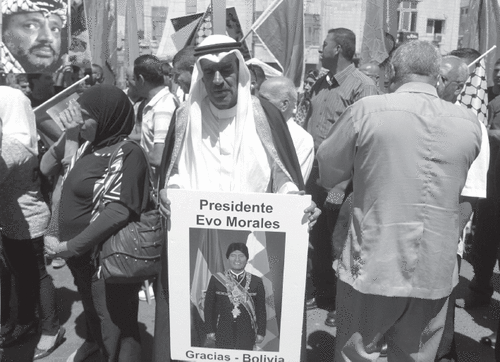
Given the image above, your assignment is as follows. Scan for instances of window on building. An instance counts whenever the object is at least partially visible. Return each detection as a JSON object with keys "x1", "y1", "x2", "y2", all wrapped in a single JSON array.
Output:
[
  {"x1": 461, "y1": 7, "x2": 469, "y2": 16},
  {"x1": 186, "y1": 0, "x2": 197, "y2": 15},
  {"x1": 152, "y1": 7, "x2": 167, "y2": 40},
  {"x1": 427, "y1": 19, "x2": 445, "y2": 34},
  {"x1": 397, "y1": 1, "x2": 418, "y2": 32}
]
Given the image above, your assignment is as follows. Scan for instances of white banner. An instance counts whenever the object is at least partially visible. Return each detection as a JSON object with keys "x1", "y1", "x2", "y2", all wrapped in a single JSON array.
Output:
[{"x1": 168, "y1": 189, "x2": 310, "y2": 362}]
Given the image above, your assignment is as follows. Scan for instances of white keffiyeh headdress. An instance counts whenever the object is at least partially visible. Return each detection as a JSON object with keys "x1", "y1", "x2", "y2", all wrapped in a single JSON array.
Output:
[
  {"x1": 176, "y1": 35, "x2": 272, "y2": 192},
  {"x1": 2, "y1": 0, "x2": 68, "y2": 27}
]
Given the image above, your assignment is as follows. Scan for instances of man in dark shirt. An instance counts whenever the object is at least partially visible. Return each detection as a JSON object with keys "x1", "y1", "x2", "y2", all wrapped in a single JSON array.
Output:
[{"x1": 303, "y1": 28, "x2": 378, "y2": 327}]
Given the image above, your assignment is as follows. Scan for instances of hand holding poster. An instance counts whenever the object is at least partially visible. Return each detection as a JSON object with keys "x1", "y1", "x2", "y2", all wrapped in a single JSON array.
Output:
[
  {"x1": 168, "y1": 190, "x2": 310, "y2": 362},
  {"x1": 33, "y1": 74, "x2": 88, "y2": 121}
]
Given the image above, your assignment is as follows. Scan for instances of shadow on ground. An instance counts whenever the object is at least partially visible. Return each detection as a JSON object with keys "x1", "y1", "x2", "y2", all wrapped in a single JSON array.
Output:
[
  {"x1": 455, "y1": 275, "x2": 498, "y2": 332},
  {"x1": 56, "y1": 286, "x2": 83, "y2": 327},
  {"x1": 307, "y1": 330, "x2": 335, "y2": 362}
]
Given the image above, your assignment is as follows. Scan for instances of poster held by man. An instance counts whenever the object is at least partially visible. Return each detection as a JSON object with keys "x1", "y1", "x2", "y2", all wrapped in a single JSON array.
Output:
[
  {"x1": 1, "y1": 0, "x2": 69, "y2": 73},
  {"x1": 168, "y1": 189, "x2": 310, "y2": 362}
]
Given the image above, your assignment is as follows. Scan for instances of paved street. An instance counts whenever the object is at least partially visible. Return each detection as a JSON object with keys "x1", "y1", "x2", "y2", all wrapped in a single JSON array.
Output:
[{"x1": 1, "y1": 258, "x2": 498, "y2": 361}]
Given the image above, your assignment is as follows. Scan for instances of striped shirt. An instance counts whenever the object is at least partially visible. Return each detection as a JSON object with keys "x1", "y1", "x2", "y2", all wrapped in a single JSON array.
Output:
[{"x1": 306, "y1": 64, "x2": 379, "y2": 150}]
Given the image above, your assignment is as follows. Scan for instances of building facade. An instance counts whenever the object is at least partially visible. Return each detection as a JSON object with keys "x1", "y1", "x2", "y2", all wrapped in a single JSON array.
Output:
[
  {"x1": 138, "y1": 0, "x2": 464, "y2": 67},
  {"x1": 254, "y1": 0, "x2": 463, "y2": 68}
]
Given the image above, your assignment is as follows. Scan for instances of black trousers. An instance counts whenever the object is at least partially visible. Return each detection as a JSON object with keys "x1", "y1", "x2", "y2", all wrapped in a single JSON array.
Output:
[
  {"x1": 67, "y1": 252, "x2": 142, "y2": 362},
  {"x1": 469, "y1": 145, "x2": 500, "y2": 300},
  {"x1": 306, "y1": 164, "x2": 338, "y2": 305},
  {"x1": 1, "y1": 236, "x2": 59, "y2": 335},
  {"x1": 469, "y1": 197, "x2": 500, "y2": 299}
]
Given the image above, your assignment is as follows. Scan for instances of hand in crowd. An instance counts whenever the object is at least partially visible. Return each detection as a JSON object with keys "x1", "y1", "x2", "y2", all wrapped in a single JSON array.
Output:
[
  {"x1": 44, "y1": 236, "x2": 74, "y2": 259},
  {"x1": 44, "y1": 234, "x2": 60, "y2": 255},
  {"x1": 159, "y1": 188, "x2": 171, "y2": 231},
  {"x1": 57, "y1": 99, "x2": 84, "y2": 139},
  {"x1": 159, "y1": 187, "x2": 180, "y2": 230},
  {"x1": 287, "y1": 190, "x2": 321, "y2": 231}
]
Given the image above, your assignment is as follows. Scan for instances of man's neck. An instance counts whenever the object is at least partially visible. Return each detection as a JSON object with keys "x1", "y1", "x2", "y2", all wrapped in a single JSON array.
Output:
[
  {"x1": 326, "y1": 57, "x2": 352, "y2": 76},
  {"x1": 145, "y1": 85, "x2": 164, "y2": 103},
  {"x1": 230, "y1": 270, "x2": 245, "y2": 276},
  {"x1": 392, "y1": 75, "x2": 438, "y2": 91}
]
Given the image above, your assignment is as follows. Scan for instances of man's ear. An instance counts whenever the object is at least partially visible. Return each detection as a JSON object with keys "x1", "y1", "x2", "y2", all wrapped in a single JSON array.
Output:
[
  {"x1": 282, "y1": 99, "x2": 289, "y2": 112},
  {"x1": 336, "y1": 44, "x2": 343, "y2": 57},
  {"x1": 137, "y1": 74, "x2": 145, "y2": 85}
]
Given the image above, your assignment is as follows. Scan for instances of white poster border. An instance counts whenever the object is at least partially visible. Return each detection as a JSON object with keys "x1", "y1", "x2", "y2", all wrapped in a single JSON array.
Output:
[{"x1": 168, "y1": 189, "x2": 310, "y2": 362}]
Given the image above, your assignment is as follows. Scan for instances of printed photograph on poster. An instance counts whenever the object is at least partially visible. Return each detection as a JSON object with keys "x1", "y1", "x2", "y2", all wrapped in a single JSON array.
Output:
[
  {"x1": 190, "y1": 229, "x2": 284, "y2": 352},
  {"x1": 1, "y1": 0, "x2": 69, "y2": 73},
  {"x1": 168, "y1": 189, "x2": 310, "y2": 362}
]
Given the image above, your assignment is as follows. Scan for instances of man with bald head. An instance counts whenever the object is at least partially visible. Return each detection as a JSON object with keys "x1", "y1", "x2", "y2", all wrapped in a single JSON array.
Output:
[
  {"x1": 318, "y1": 40, "x2": 481, "y2": 361},
  {"x1": 259, "y1": 77, "x2": 314, "y2": 183},
  {"x1": 437, "y1": 56, "x2": 468, "y2": 103},
  {"x1": 359, "y1": 62, "x2": 381, "y2": 90}
]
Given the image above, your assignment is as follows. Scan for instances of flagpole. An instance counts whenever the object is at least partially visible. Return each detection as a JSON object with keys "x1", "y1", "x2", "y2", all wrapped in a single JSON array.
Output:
[
  {"x1": 67, "y1": 0, "x2": 71, "y2": 51},
  {"x1": 468, "y1": 45, "x2": 497, "y2": 67},
  {"x1": 241, "y1": 29, "x2": 252, "y2": 42},
  {"x1": 212, "y1": 0, "x2": 226, "y2": 35},
  {"x1": 251, "y1": 0, "x2": 256, "y2": 57},
  {"x1": 242, "y1": 0, "x2": 283, "y2": 41}
]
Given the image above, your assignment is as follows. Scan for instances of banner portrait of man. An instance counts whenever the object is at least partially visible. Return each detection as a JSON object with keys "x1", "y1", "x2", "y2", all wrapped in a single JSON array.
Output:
[
  {"x1": 1, "y1": 0, "x2": 68, "y2": 73},
  {"x1": 190, "y1": 229, "x2": 284, "y2": 353}
]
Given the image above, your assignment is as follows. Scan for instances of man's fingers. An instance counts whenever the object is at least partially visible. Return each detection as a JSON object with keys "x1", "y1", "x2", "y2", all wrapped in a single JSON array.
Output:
[
  {"x1": 58, "y1": 109, "x2": 70, "y2": 128},
  {"x1": 159, "y1": 204, "x2": 171, "y2": 218},
  {"x1": 309, "y1": 207, "x2": 321, "y2": 220},
  {"x1": 68, "y1": 101, "x2": 84, "y2": 124}
]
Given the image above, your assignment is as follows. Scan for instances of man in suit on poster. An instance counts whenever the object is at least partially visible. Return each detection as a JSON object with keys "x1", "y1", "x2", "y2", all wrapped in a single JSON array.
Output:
[{"x1": 204, "y1": 243, "x2": 266, "y2": 351}]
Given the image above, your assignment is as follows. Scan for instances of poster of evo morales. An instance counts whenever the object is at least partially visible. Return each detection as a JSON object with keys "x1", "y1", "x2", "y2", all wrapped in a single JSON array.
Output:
[
  {"x1": 168, "y1": 189, "x2": 310, "y2": 362},
  {"x1": 1, "y1": 0, "x2": 69, "y2": 73}
]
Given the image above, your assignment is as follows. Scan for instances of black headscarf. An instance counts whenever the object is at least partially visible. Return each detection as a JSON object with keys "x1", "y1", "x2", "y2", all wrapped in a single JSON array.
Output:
[{"x1": 78, "y1": 84, "x2": 135, "y2": 148}]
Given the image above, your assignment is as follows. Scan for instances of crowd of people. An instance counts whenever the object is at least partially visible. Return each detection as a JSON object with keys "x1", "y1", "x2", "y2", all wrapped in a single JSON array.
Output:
[{"x1": 1, "y1": 16, "x2": 500, "y2": 362}]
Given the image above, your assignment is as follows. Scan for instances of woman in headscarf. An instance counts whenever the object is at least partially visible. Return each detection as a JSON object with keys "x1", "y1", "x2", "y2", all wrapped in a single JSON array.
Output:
[
  {"x1": 0, "y1": 86, "x2": 65, "y2": 358},
  {"x1": 47, "y1": 84, "x2": 150, "y2": 362}
]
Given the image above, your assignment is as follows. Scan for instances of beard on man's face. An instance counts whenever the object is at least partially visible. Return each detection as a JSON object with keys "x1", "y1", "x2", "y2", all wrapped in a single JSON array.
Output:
[{"x1": 15, "y1": 45, "x2": 61, "y2": 73}]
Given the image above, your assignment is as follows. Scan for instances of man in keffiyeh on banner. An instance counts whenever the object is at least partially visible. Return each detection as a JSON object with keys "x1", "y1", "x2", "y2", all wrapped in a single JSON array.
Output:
[
  {"x1": 456, "y1": 58, "x2": 489, "y2": 126},
  {"x1": 204, "y1": 242, "x2": 267, "y2": 351},
  {"x1": 1, "y1": 0, "x2": 68, "y2": 73}
]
